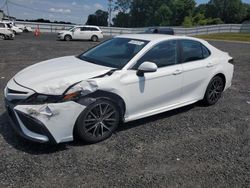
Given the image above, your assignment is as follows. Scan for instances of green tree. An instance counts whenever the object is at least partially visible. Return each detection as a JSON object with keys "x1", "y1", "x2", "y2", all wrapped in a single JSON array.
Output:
[
  {"x1": 206, "y1": 0, "x2": 246, "y2": 23},
  {"x1": 182, "y1": 16, "x2": 193, "y2": 27},
  {"x1": 86, "y1": 10, "x2": 108, "y2": 26},
  {"x1": 112, "y1": 12, "x2": 131, "y2": 27},
  {"x1": 154, "y1": 4, "x2": 172, "y2": 26},
  {"x1": 112, "y1": 0, "x2": 248, "y2": 27},
  {"x1": 172, "y1": 0, "x2": 196, "y2": 25},
  {"x1": 114, "y1": 0, "x2": 132, "y2": 13}
]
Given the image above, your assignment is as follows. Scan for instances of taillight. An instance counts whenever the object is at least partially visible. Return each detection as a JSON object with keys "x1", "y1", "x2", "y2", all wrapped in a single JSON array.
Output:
[{"x1": 228, "y1": 58, "x2": 234, "y2": 64}]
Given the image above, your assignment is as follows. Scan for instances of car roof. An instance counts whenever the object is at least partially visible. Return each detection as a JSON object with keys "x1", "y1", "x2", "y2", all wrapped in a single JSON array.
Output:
[
  {"x1": 74, "y1": 25, "x2": 100, "y2": 28},
  {"x1": 1, "y1": 21, "x2": 12, "y2": 23},
  {"x1": 116, "y1": 34, "x2": 205, "y2": 43}
]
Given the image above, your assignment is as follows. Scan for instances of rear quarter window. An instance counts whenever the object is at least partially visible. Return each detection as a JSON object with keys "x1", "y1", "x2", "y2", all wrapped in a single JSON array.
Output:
[{"x1": 202, "y1": 45, "x2": 211, "y2": 58}]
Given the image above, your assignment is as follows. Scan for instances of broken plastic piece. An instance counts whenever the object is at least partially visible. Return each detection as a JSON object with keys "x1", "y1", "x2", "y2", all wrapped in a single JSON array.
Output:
[{"x1": 65, "y1": 80, "x2": 98, "y2": 96}]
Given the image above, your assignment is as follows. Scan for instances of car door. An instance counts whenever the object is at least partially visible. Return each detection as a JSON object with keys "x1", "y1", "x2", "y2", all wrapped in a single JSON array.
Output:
[
  {"x1": 180, "y1": 39, "x2": 214, "y2": 102},
  {"x1": 72, "y1": 27, "x2": 81, "y2": 39},
  {"x1": 78, "y1": 27, "x2": 92, "y2": 40},
  {"x1": 120, "y1": 40, "x2": 183, "y2": 119}
]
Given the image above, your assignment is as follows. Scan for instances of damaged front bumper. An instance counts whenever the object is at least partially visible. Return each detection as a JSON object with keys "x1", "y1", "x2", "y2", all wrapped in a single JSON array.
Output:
[{"x1": 5, "y1": 99, "x2": 85, "y2": 144}]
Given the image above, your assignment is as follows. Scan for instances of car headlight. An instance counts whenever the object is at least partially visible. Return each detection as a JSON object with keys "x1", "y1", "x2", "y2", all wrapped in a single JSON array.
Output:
[
  {"x1": 23, "y1": 81, "x2": 98, "y2": 104},
  {"x1": 63, "y1": 80, "x2": 98, "y2": 101},
  {"x1": 25, "y1": 94, "x2": 62, "y2": 104}
]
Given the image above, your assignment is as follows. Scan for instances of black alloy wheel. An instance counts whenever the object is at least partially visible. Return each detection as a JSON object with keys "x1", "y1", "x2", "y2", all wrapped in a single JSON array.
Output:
[
  {"x1": 76, "y1": 99, "x2": 120, "y2": 143},
  {"x1": 203, "y1": 76, "x2": 224, "y2": 105}
]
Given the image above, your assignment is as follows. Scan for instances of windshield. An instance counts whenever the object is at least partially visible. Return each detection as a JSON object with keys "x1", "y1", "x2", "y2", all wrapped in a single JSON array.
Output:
[
  {"x1": 68, "y1": 26, "x2": 75, "y2": 31},
  {"x1": 78, "y1": 38, "x2": 149, "y2": 69}
]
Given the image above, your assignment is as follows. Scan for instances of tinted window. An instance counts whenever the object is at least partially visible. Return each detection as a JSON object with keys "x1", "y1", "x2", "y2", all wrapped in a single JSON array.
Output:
[
  {"x1": 0, "y1": 23, "x2": 5, "y2": 28},
  {"x1": 134, "y1": 40, "x2": 178, "y2": 69},
  {"x1": 202, "y1": 45, "x2": 210, "y2": 58},
  {"x1": 79, "y1": 38, "x2": 149, "y2": 69},
  {"x1": 90, "y1": 27, "x2": 99, "y2": 31},
  {"x1": 181, "y1": 40, "x2": 203, "y2": 63},
  {"x1": 80, "y1": 27, "x2": 87, "y2": 31}
]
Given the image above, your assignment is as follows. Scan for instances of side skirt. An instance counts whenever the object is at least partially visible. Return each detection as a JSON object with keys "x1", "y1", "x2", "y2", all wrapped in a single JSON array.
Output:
[{"x1": 124, "y1": 99, "x2": 200, "y2": 123}]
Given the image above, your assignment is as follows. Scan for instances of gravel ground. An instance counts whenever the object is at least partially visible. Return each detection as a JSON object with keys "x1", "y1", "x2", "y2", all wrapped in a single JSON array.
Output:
[{"x1": 0, "y1": 33, "x2": 249, "y2": 188}]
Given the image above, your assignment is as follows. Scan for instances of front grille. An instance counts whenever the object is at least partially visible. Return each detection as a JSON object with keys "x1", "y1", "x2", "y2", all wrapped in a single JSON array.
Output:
[
  {"x1": 5, "y1": 87, "x2": 33, "y2": 105},
  {"x1": 6, "y1": 106, "x2": 23, "y2": 134},
  {"x1": 8, "y1": 99, "x2": 24, "y2": 105},
  {"x1": 7, "y1": 106, "x2": 19, "y2": 125},
  {"x1": 7, "y1": 88, "x2": 28, "y2": 94},
  {"x1": 5, "y1": 99, "x2": 56, "y2": 144},
  {"x1": 16, "y1": 111, "x2": 45, "y2": 135}
]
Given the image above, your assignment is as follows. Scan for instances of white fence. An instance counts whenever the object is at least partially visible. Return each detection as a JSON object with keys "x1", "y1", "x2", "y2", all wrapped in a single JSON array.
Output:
[{"x1": 15, "y1": 21, "x2": 250, "y2": 36}]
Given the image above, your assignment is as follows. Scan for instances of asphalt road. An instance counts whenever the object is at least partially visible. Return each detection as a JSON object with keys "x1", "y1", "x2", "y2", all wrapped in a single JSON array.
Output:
[{"x1": 0, "y1": 33, "x2": 250, "y2": 188}]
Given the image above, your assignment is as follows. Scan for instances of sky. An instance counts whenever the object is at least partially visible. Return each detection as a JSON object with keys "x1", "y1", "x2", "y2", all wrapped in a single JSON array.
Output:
[{"x1": 0, "y1": 0, "x2": 250, "y2": 24}]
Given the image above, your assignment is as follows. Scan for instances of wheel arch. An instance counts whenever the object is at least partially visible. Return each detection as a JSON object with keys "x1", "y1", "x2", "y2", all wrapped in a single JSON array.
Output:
[
  {"x1": 73, "y1": 90, "x2": 126, "y2": 139},
  {"x1": 213, "y1": 73, "x2": 226, "y2": 90},
  {"x1": 79, "y1": 90, "x2": 126, "y2": 117},
  {"x1": 202, "y1": 72, "x2": 227, "y2": 100}
]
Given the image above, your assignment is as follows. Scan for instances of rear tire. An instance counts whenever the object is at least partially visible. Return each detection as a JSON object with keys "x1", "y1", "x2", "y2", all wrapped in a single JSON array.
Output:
[
  {"x1": 64, "y1": 35, "x2": 72, "y2": 41},
  {"x1": 76, "y1": 99, "x2": 120, "y2": 143},
  {"x1": 91, "y1": 35, "x2": 98, "y2": 42},
  {"x1": 0, "y1": 34, "x2": 5, "y2": 40},
  {"x1": 203, "y1": 76, "x2": 224, "y2": 106}
]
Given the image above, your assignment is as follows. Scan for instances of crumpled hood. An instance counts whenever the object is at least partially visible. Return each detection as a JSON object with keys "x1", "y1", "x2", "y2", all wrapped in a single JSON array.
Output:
[{"x1": 14, "y1": 56, "x2": 112, "y2": 95}]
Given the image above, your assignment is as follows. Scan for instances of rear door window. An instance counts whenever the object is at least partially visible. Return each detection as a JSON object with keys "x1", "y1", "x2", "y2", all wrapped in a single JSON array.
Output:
[{"x1": 180, "y1": 40, "x2": 204, "y2": 63}]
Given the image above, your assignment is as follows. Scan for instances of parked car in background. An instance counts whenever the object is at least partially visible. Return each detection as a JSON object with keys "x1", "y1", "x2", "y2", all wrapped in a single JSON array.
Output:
[
  {"x1": 143, "y1": 27, "x2": 174, "y2": 35},
  {"x1": 3, "y1": 20, "x2": 32, "y2": 32},
  {"x1": 0, "y1": 22, "x2": 15, "y2": 40},
  {"x1": 58, "y1": 25, "x2": 103, "y2": 42},
  {"x1": 0, "y1": 21, "x2": 23, "y2": 35},
  {"x1": 15, "y1": 24, "x2": 33, "y2": 32},
  {"x1": 4, "y1": 34, "x2": 234, "y2": 144}
]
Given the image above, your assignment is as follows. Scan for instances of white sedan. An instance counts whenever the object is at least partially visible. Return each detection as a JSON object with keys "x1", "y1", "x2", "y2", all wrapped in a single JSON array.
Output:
[{"x1": 4, "y1": 34, "x2": 234, "y2": 144}]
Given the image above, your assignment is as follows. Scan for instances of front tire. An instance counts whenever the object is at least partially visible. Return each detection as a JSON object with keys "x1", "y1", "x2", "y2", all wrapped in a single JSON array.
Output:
[
  {"x1": 76, "y1": 99, "x2": 120, "y2": 143},
  {"x1": 64, "y1": 35, "x2": 72, "y2": 41},
  {"x1": 203, "y1": 76, "x2": 224, "y2": 106}
]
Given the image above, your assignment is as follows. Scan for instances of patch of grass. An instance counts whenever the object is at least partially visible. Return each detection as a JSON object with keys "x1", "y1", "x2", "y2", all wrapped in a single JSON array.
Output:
[{"x1": 196, "y1": 32, "x2": 250, "y2": 42}]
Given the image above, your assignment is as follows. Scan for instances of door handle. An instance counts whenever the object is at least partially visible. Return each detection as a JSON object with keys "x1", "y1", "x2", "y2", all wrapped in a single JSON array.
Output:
[
  {"x1": 173, "y1": 69, "x2": 182, "y2": 75},
  {"x1": 207, "y1": 63, "x2": 214, "y2": 68}
]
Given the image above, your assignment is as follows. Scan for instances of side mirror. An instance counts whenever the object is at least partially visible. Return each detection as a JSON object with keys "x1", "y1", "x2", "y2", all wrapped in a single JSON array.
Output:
[{"x1": 137, "y1": 61, "x2": 158, "y2": 77}]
